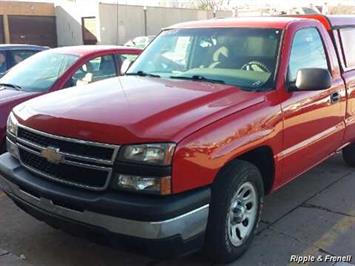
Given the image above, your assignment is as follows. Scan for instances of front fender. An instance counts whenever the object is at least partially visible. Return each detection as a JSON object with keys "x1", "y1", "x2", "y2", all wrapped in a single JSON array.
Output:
[{"x1": 172, "y1": 101, "x2": 283, "y2": 194}]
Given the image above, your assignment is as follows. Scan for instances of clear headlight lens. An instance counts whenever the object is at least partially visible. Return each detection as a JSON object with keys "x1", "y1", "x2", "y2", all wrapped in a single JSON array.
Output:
[
  {"x1": 120, "y1": 143, "x2": 176, "y2": 165},
  {"x1": 7, "y1": 112, "x2": 18, "y2": 136},
  {"x1": 115, "y1": 174, "x2": 171, "y2": 195}
]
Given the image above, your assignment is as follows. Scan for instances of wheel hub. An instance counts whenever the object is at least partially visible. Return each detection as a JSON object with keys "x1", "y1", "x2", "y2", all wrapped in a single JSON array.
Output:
[
  {"x1": 227, "y1": 182, "x2": 258, "y2": 247},
  {"x1": 231, "y1": 200, "x2": 247, "y2": 223}
]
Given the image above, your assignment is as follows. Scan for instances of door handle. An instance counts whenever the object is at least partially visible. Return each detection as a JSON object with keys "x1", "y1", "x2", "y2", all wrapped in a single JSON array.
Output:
[{"x1": 330, "y1": 92, "x2": 340, "y2": 104}]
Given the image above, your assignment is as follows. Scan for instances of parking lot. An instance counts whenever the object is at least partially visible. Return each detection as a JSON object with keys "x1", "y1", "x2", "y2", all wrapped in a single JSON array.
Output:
[{"x1": 0, "y1": 153, "x2": 354, "y2": 266}]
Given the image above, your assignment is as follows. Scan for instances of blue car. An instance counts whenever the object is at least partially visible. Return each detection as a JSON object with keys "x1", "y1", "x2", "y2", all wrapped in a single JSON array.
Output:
[{"x1": 0, "y1": 44, "x2": 48, "y2": 77}]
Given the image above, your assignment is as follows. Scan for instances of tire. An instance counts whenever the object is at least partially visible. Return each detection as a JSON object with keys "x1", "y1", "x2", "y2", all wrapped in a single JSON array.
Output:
[
  {"x1": 204, "y1": 160, "x2": 264, "y2": 263},
  {"x1": 342, "y1": 143, "x2": 355, "y2": 167}
]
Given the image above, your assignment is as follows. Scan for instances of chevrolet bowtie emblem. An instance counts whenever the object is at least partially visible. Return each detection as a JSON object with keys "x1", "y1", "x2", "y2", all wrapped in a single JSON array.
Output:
[{"x1": 41, "y1": 147, "x2": 63, "y2": 164}]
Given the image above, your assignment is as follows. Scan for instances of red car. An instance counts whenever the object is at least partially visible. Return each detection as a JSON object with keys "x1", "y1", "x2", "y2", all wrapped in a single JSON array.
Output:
[
  {"x1": 0, "y1": 45, "x2": 141, "y2": 152},
  {"x1": 1, "y1": 15, "x2": 355, "y2": 262}
]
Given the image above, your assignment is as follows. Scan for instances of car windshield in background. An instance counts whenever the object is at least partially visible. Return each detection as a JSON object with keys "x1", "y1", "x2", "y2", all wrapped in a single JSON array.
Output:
[
  {"x1": 0, "y1": 51, "x2": 79, "y2": 92},
  {"x1": 128, "y1": 28, "x2": 282, "y2": 90}
]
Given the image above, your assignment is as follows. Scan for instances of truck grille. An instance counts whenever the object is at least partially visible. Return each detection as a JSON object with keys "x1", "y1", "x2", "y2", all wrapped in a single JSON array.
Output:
[
  {"x1": 18, "y1": 127, "x2": 114, "y2": 162},
  {"x1": 15, "y1": 126, "x2": 120, "y2": 190}
]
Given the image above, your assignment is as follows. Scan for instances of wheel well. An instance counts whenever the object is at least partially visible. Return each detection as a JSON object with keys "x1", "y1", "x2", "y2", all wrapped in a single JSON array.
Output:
[
  {"x1": 0, "y1": 138, "x2": 5, "y2": 154},
  {"x1": 237, "y1": 146, "x2": 275, "y2": 195}
]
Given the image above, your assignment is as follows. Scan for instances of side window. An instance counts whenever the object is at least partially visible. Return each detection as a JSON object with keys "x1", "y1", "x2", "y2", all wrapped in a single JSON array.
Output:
[
  {"x1": 339, "y1": 28, "x2": 355, "y2": 68},
  {"x1": 70, "y1": 55, "x2": 117, "y2": 87},
  {"x1": 10, "y1": 50, "x2": 38, "y2": 67},
  {"x1": 0, "y1": 51, "x2": 7, "y2": 74},
  {"x1": 115, "y1": 54, "x2": 139, "y2": 74},
  {"x1": 288, "y1": 28, "x2": 328, "y2": 82}
]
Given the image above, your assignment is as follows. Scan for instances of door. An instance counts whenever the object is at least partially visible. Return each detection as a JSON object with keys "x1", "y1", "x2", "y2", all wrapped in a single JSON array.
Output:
[
  {"x1": 82, "y1": 17, "x2": 97, "y2": 45},
  {"x1": 62, "y1": 55, "x2": 118, "y2": 89},
  {"x1": 8, "y1": 16, "x2": 57, "y2": 47},
  {"x1": 280, "y1": 27, "x2": 346, "y2": 181},
  {"x1": 337, "y1": 27, "x2": 355, "y2": 144}
]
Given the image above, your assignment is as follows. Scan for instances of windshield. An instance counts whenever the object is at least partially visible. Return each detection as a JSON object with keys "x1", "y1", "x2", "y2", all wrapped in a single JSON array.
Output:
[
  {"x1": 128, "y1": 28, "x2": 282, "y2": 90},
  {"x1": 0, "y1": 51, "x2": 79, "y2": 92}
]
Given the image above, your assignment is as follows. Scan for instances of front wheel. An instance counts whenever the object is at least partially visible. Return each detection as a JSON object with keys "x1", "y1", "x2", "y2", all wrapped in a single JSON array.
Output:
[{"x1": 204, "y1": 160, "x2": 264, "y2": 263}]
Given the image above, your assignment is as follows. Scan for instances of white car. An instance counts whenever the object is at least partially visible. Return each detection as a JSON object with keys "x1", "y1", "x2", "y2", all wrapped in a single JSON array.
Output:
[{"x1": 124, "y1": 35, "x2": 155, "y2": 49}]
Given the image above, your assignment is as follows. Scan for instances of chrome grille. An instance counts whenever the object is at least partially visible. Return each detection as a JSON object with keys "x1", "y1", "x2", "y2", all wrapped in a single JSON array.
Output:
[
  {"x1": 15, "y1": 126, "x2": 120, "y2": 191},
  {"x1": 17, "y1": 127, "x2": 117, "y2": 164}
]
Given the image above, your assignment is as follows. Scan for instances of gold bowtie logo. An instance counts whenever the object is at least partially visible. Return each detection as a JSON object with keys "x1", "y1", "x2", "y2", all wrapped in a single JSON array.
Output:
[{"x1": 41, "y1": 147, "x2": 63, "y2": 164}]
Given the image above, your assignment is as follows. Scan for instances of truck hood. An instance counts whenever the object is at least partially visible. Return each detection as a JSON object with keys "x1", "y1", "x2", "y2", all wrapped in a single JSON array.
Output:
[
  {"x1": 0, "y1": 87, "x2": 38, "y2": 105},
  {"x1": 15, "y1": 76, "x2": 266, "y2": 144}
]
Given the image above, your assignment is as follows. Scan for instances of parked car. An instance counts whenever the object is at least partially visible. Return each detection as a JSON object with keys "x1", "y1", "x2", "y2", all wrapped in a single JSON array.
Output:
[
  {"x1": 124, "y1": 35, "x2": 155, "y2": 49},
  {"x1": 0, "y1": 44, "x2": 48, "y2": 78},
  {"x1": 0, "y1": 45, "x2": 141, "y2": 152},
  {"x1": 288, "y1": 6, "x2": 321, "y2": 15},
  {"x1": 1, "y1": 15, "x2": 355, "y2": 263}
]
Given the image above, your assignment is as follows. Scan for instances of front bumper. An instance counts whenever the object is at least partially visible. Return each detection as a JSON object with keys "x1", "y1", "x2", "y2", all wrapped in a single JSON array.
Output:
[{"x1": 0, "y1": 153, "x2": 210, "y2": 249}]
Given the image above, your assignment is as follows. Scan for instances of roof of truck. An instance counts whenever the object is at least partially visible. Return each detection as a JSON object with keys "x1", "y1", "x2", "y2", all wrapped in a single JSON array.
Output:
[
  {"x1": 169, "y1": 16, "x2": 303, "y2": 29},
  {"x1": 168, "y1": 15, "x2": 355, "y2": 31},
  {"x1": 298, "y1": 15, "x2": 355, "y2": 29}
]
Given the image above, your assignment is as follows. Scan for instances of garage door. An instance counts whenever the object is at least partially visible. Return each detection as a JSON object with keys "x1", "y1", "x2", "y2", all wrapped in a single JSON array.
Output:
[
  {"x1": 8, "y1": 15, "x2": 57, "y2": 47},
  {"x1": 0, "y1": 16, "x2": 4, "y2": 44},
  {"x1": 82, "y1": 17, "x2": 97, "y2": 45}
]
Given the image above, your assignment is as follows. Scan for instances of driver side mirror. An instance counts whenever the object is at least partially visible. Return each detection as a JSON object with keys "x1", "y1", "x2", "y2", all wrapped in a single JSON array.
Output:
[{"x1": 289, "y1": 68, "x2": 332, "y2": 91}]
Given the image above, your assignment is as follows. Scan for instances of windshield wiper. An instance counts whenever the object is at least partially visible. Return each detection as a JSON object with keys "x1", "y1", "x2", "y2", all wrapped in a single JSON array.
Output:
[
  {"x1": 126, "y1": 71, "x2": 160, "y2": 78},
  {"x1": 170, "y1": 75, "x2": 225, "y2": 84},
  {"x1": 0, "y1": 83, "x2": 22, "y2": 91}
]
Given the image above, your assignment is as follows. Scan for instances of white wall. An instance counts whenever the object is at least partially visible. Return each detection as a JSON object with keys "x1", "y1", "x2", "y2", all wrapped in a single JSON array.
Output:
[
  {"x1": 55, "y1": 2, "x2": 233, "y2": 46},
  {"x1": 55, "y1": 1, "x2": 98, "y2": 46},
  {"x1": 97, "y1": 4, "x2": 145, "y2": 45},
  {"x1": 97, "y1": 4, "x2": 233, "y2": 45},
  {"x1": 145, "y1": 7, "x2": 209, "y2": 36}
]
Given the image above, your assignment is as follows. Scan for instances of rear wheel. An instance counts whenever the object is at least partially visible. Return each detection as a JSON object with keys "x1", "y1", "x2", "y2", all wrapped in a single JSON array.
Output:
[
  {"x1": 342, "y1": 143, "x2": 355, "y2": 167},
  {"x1": 204, "y1": 160, "x2": 264, "y2": 263}
]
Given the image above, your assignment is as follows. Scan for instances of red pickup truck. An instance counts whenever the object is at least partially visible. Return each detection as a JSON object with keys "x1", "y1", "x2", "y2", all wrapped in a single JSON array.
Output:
[{"x1": 1, "y1": 15, "x2": 355, "y2": 262}]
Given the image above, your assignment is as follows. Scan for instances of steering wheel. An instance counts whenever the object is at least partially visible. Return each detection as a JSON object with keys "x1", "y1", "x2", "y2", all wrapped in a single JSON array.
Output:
[
  {"x1": 241, "y1": 61, "x2": 271, "y2": 73},
  {"x1": 155, "y1": 54, "x2": 185, "y2": 72}
]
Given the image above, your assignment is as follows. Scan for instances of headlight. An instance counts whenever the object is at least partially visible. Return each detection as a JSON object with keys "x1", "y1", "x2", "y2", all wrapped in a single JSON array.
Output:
[
  {"x1": 119, "y1": 143, "x2": 176, "y2": 165},
  {"x1": 114, "y1": 174, "x2": 171, "y2": 195},
  {"x1": 7, "y1": 112, "x2": 18, "y2": 136}
]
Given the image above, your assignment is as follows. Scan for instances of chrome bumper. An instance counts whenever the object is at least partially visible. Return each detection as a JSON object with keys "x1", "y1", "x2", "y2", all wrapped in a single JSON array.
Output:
[{"x1": 0, "y1": 176, "x2": 209, "y2": 240}]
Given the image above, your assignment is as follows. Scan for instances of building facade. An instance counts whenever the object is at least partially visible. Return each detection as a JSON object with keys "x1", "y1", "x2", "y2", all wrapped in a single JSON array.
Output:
[{"x1": 0, "y1": 1, "x2": 57, "y2": 47}]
